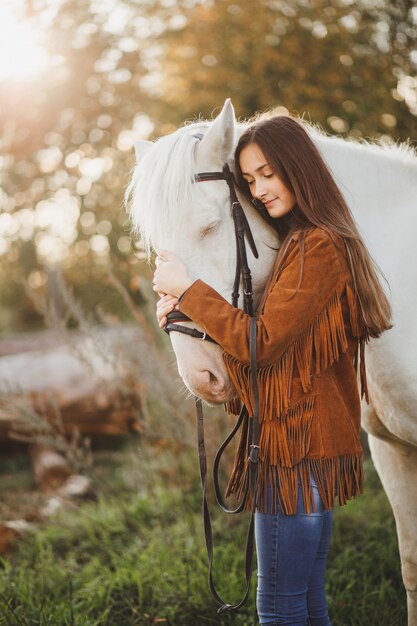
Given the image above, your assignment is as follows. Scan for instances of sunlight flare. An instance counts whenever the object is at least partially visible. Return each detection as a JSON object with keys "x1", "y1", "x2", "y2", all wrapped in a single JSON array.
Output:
[{"x1": 0, "y1": 6, "x2": 49, "y2": 81}]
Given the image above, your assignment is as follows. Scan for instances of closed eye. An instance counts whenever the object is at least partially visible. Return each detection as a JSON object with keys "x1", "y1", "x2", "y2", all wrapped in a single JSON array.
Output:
[
  {"x1": 246, "y1": 173, "x2": 274, "y2": 185},
  {"x1": 200, "y1": 220, "x2": 221, "y2": 239}
]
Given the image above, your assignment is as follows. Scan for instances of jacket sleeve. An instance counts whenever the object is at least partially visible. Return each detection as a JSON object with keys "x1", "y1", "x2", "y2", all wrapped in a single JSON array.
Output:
[{"x1": 177, "y1": 228, "x2": 346, "y2": 367}]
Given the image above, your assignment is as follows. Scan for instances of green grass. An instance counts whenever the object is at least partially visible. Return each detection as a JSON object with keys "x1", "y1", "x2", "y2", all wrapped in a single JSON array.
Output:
[{"x1": 0, "y1": 442, "x2": 406, "y2": 626}]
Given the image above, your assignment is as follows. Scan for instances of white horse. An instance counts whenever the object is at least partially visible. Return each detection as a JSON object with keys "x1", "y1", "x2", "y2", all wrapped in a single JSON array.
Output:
[{"x1": 128, "y1": 99, "x2": 417, "y2": 625}]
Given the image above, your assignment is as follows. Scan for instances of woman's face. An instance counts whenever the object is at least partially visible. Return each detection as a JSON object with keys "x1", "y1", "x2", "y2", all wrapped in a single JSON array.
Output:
[{"x1": 239, "y1": 143, "x2": 296, "y2": 218}]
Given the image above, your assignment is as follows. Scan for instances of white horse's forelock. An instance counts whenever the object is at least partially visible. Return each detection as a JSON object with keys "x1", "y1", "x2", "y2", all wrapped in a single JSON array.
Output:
[{"x1": 127, "y1": 120, "x2": 212, "y2": 257}]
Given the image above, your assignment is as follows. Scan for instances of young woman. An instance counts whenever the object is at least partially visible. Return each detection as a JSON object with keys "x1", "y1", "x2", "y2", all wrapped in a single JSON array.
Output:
[{"x1": 152, "y1": 114, "x2": 392, "y2": 626}]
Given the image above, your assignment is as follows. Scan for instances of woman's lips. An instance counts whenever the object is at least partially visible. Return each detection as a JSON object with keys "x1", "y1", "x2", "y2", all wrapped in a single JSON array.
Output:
[{"x1": 264, "y1": 197, "x2": 278, "y2": 206}]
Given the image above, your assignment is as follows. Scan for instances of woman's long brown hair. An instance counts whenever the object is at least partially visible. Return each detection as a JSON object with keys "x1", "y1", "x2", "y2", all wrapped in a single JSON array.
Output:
[{"x1": 234, "y1": 115, "x2": 392, "y2": 339}]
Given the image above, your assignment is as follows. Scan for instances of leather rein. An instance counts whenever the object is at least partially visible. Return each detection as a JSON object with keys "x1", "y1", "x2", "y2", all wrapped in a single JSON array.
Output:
[{"x1": 163, "y1": 156, "x2": 261, "y2": 613}]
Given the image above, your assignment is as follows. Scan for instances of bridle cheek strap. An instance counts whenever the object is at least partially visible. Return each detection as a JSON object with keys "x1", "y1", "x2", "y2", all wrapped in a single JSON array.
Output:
[{"x1": 165, "y1": 163, "x2": 257, "y2": 336}]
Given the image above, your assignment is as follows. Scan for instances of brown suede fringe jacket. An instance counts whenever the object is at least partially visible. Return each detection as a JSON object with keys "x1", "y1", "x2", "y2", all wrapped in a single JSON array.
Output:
[{"x1": 178, "y1": 227, "x2": 369, "y2": 515}]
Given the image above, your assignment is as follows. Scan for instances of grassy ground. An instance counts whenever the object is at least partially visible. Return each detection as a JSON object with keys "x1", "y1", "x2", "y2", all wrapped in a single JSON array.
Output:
[{"x1": 0, "y1": 433, "x2": 406, "y2": 626}]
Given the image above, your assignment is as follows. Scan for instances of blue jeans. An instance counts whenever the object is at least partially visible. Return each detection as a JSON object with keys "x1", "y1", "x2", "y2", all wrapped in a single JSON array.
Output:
[{"x1": 255, "y1": 472, "x2": 333, "y2": 626}]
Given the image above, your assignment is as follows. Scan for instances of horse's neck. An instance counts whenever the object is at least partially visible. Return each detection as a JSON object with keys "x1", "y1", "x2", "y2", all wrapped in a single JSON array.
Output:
[
  {"x1": 317, "y1": 133, "x2": 417, "y2": 308},
  {"x1": 317, "y1": 134, "x2": 417, "y2": 235}
]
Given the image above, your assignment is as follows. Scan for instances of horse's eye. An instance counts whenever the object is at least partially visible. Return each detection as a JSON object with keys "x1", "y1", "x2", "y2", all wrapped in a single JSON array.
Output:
[{"x1": 200, "y1": 221, "x2": 220, "y2": 239}]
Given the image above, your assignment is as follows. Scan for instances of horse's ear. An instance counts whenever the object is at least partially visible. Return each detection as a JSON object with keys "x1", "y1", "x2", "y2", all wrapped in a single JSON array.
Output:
[
  {"x1": 197, "y1": 98, "x2": 236, "y2": 163},
  {"x1": 134, "y1": 140, "x2": 153, "y2": 162}
]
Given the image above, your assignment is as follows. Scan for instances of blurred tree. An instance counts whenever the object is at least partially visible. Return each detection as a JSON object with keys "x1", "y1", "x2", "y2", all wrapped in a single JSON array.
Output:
[
  {"x1": 360, "y1": 0, "x2": 417, "y2": 118},
  {"x1": 150, "y1": 0, "x2": 416, "y2": 139},
  {"x1": 0, "y1": 0, "x2": 158, "y2": 330},
  {"x1": 0, "y1": 0, "x2": 415, "y2": 333},
  {"x1": 362, "y1": 0, "x2": 415, "y2": 75}
]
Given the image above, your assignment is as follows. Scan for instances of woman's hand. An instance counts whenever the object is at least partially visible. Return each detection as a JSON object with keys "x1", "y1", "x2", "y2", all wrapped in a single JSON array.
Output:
[
  {"x1": 156, "y1": 294, "x2": 179, "y2": 328},
  {"x1": 152, "y1": 250, "x2": 192, "y2": 298}
]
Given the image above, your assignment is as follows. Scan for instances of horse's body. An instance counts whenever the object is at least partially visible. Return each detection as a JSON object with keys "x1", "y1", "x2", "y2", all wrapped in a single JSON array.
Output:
[{"x1": 128, "y1": 100, "x2": 417, "y2": 623}]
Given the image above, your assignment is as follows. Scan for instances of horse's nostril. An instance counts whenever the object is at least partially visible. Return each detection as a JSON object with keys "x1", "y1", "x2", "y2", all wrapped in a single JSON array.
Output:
[
  {"x1": 209, "y1": 371, "x2": 219, "y2": 384},
  {"x1": 205, "y1": 370, "x2": 225, "y2": 393},
  {"x1": 179, "y1": 367, "x2": 236, "y2": 405},
  {"x1": 195, "y1": 369, "x2": 227, "y2": 397}
]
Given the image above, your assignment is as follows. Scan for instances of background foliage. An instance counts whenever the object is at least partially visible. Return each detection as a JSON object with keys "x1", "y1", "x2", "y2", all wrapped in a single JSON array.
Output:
[
  {"x1": 0, "y1": 0, "x2": 416, "y2": 333},
  {"x1": 0, "y1": 446, "x2": 407, "y2": 625}
]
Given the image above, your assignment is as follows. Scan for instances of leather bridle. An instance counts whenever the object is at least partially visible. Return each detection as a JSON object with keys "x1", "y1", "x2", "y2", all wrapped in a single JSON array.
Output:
[
  {"x1": 164, "y1": 161, "x2": 258, "y2": 341},
  {"x1": 163, "y1": 148, "x2": 261, "y2": 613}
]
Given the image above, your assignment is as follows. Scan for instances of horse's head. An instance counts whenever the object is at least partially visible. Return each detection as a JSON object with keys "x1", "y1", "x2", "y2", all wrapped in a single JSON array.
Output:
[{"x1": 128, "y1": 99, "x2": 278, "y2": 404}]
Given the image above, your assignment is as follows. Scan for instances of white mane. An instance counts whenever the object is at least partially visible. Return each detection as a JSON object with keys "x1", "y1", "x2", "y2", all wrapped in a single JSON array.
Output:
[
  {"x1": 307, "y1": 122, "x2": 417, "y2": 171},
  {"x1": 127, "y1": 120, "x2": 212, "y2": 256}
]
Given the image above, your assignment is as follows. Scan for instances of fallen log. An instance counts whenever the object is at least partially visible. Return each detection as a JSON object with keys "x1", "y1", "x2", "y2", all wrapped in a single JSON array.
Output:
[
  {"x1": 30, "y1": 444, "x2": 73, "y2": 490},
  {"x1": 0, "y1": 524, "x2": 18, "y2": 554},
  {"x1": 30, "y1": 443, "x2": 95, "y2": 494},
  {"x1": 0, "y1": 327, "x2": 143, "y2": 442}
]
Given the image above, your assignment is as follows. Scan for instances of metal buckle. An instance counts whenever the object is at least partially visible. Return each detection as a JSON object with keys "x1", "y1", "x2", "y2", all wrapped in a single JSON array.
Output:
[
  {"x1": 199, "y1": 331, "x2": 207, "y2": 341},
  {"x1": 249, "y1": 444, "x2": 259, "y2": 463}
]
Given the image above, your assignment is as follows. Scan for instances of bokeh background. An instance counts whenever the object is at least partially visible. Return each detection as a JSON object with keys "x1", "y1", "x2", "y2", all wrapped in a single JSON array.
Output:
[
  {"x1": 1, "y1": 0, "x2": 416, "y2": 331},
  {"x1": 0, "y1": 1, "x2": 416, "y2": 624}
]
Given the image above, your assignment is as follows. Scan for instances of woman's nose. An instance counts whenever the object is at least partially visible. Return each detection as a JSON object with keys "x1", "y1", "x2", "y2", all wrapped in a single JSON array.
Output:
[{"x1": 254, "y1": 179, "x2": 266, "y2": 198}]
